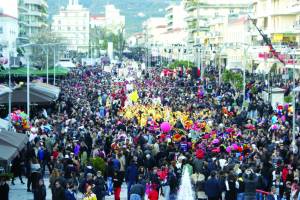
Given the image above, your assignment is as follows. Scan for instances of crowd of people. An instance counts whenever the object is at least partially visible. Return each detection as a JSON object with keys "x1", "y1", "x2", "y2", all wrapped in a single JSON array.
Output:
[{"x1": 2, "y1": 62, "x2": 300, "y2": 200}]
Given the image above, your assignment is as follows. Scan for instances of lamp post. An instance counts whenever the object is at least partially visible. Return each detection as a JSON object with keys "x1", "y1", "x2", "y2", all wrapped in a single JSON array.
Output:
[
  {"x1": 8, "y1": 52, "x2": 13, "y2": 130},
  {"x1": 19, "y1": 43, "x2": 34, "y2": 119},
  {"x1": 292, "y1": 47, "x2": 297, "y2": 153},
  {"x1": 46, "y1": 46, "x2": 49, "y2": 84}
]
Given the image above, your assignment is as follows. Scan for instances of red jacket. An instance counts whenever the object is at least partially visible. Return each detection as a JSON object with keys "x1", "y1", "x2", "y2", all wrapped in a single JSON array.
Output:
[{"x1": 148, "y1": 189, "x2": 159, "y2": 200}]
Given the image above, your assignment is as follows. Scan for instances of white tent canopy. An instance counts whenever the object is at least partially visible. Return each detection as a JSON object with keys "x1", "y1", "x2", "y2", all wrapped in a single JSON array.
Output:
[
  {"x1": 255, "y1": 62, "x2": 273, "y2": 74},
  {"x1": 0, "y1": 85, "x2": 12, "y2": 96},
  {"x1": 0, "y1": 118, "x2": 9, "y2": 130},
  {"x1": 284, "y1": 64, "x2": 300, "y2": 69},
  {"x1": 55, "y1": 59, "x2": 76, "y2": 68}
]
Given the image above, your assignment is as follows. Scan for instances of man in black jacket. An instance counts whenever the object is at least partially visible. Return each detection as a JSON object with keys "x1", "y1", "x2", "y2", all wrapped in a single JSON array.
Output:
[
  {"x1": 243, "y1": 168, "x2": 258, "y2": 200},
  {"x1": 93, "y1": 171, "x2": 107, "y2": 200},
  {"x1": 204, "y1": 171, "x2": 221, "y2": 200}
]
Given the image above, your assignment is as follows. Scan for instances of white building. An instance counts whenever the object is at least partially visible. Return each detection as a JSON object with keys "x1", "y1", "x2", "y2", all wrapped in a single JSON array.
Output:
[
  {"x1": 166, "y1": 3, "x2": 187, "y2": 32},
  {"x1": 51, "y1": 0, "x2": 90, "y2": 52},
  {"x1": 90, "y1": 15, "x2": 106, "y2": 29},
  {"x1": 105, "y1": 4, "x2": 125, "y2": 34},
  {"x1": 0, "y1": 0, "x2": 19, "y2": 67},
  {"x1": 184, "y1": 0, "x2": 251, "y2": 44}
]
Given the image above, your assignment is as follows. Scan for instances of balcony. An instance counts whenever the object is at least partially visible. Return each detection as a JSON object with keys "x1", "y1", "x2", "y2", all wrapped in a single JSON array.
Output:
[
  {"x1": 27, "y1": 10, "x2": 41, "y2": 17},
  {"x1": 19, "y1": 20, "x2": 29, "y2": 27},
  {"x1": 185, "y1": 15, "x2": 197, "y2": 22},
  {"x1": 24, "y1": 0, "x2": 48, "y2": 8},
  {"x1": 185, "y1": 1, "x2": 197, "y2": 11},
  {"x1": 29, "y1": 22, "x2": 42, "y2": 27},
  {"x1": 18, "y1": 5, "x2": 28, "y2": 12},
  {"x1": 294, "y1": 20, "x2": 300, "y2": 30}
]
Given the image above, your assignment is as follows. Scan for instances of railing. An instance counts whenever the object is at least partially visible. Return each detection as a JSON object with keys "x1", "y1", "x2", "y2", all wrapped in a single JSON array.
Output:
[{"x1": 294, "y1": 20, "x2": 300, "y2": 30}]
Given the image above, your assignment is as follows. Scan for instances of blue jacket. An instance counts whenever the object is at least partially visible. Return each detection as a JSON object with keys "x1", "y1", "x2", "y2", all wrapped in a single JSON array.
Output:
[
  {"x1": 37, "y1": 149, "x2": 44, "y2": 161},
  {"x1": 65, "y1": 190, "x2": 76, "y2": 200},
  {"x1": 204, "y1": 177, "x2": 221, "y2": 198},
  {"x1": 126, "y1": 163, "x2": 138, "y2": 183}
]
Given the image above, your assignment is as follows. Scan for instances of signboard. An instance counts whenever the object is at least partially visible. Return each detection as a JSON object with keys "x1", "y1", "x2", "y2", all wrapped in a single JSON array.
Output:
[
  {"x1": 272, "y1": 34, "x2": 283, "y2": 42},
  {"x1": 107, "y1": 42, "x2": 113, "y2": 61}
]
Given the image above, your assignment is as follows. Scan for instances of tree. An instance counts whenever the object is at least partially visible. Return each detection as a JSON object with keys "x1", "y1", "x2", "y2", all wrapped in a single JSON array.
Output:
[
  {"x1": 27, "y1": 30, "x2": 64, "y2": 68},
  {"x1": 89, "y1": 26, "x2": 126, "y2": 60},
  {"x1": 168, "y1": 60, "x2": 194, "y2": 69},
  {"x1": 222, "y1": 70, "x2": 243, "y2": 90}
]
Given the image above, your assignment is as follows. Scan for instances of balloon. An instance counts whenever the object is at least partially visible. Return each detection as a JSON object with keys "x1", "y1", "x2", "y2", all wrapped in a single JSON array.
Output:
[
  {"x1": 161, "y1": 122, "x2": 171, "y2": 133},
  {"x1": 226, "y1": 146, "x2": 231, "y2": 153},
  {"x1": 212, "y1": 138, "x2": 219, "y2": 144},
  {"x1": 232, "y1": 144, "x2": 239, "y2": 151}
]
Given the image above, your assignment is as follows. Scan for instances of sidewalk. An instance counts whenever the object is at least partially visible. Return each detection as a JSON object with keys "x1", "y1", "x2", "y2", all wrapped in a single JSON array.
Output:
[{"x1": 9, "y1": 176, "x2": 128, "y2": 200}]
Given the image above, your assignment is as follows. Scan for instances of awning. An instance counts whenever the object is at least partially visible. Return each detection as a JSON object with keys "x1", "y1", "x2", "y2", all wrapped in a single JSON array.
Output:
[
  {"x1": 0, "y1": 119, "x2": 9, "y2": 130},
  {"x1": 0, "y1": 67, "x2": 69, "y2": 77},
  {"x1": 0, "y1": 130, "x2": 28, "y2": 151},
  {"x1": 0, "y1": 85, "x2": 12, "y2": 96},
  {"x1": 284, "y1": 64, "x2": 300, "y2": 69},
  {"x1": 0, "y1": 83, "x2": 60, "y2": 104},
  {"x1": 0, "y1": 144, "x2": 18, "y2": 161}
]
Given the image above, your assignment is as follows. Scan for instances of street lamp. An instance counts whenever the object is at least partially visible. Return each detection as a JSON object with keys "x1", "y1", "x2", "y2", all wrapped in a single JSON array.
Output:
[
  {"x1": 292, "y1": 48, "x2": 298, "y2": 153},
  {"x1": 19, "y1": 43, "x2": 34, "y2": 119}
]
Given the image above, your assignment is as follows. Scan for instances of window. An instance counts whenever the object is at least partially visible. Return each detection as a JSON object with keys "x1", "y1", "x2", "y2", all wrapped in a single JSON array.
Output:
[
  {"x1": 67, "y1": 26, "x2": 71, "y2": 31},
  {"x1": 83, "y1": 26, "x2": 86, "y2": 30},
  {"x1": 58, "y1": 20, "x2": 61, "y2": 24},
  {"x1": 0, "y1": 27, "x2": 3, "y2": 34}
]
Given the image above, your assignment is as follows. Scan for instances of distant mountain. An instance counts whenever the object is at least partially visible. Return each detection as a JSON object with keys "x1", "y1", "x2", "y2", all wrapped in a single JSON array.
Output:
[{"x1": 47, "y1": 0, "x2": 180, "y2": 35}]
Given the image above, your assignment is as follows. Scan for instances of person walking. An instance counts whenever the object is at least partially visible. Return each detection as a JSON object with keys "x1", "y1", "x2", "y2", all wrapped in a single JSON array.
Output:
[
  {"x1": 31, "y1": 158, "x2": 41, "y2": 193},
  {"x1": 83, "y1": 184, "x2": 97, "y2": 200},
  {"x1": 93, "y1": 171, "x2": 107, "y2": 200},
  {"x1": 65, "y1": 182, "x2": 76, "y2": 200},
  {"x1": 0, "y1": 177, "x2": 9, "y2": 200},
  {"x1": 11, "y1": 154, "x2": 25, "y2": 185},
  {"x1": 204, "y1": 171, "x2": 221, "y2": 200},
  {"x1": 243, "y1": 169, "x2": 258, "y2": 200},
  {"x1": 126, "y1": 161, "x2": 138, "y2": 199},
  {"x1": 52, "y1": 180, "x2": 66, "y2": 200},
  {"x1": 113, "y1": 171, "x2": 123, "y2": 200},
  {"x1": 34, "y1": 179, "x2": 46, "y2": 200}
]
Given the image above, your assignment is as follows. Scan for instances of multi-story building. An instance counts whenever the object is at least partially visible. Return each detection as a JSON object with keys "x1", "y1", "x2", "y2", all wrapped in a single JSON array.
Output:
[
  {"x1": 105, "y1": 4, "x2": 125, "y2": 34},
  {"x1": 16, "y1": 0, "x2": 48, "y2": 46},
  {"x1": 183, "y1": 0, "x2": 250, "y2": 45},
  {"x1": 253, "y1": 0, "x2": 300, "y2": 46},
  {"x1": 24, "y1": 0, "x2": 48, "y2": 36},
  {"x1": 166, "y1": 3, "x2": 187, "y2": 32},
  {"x1": 51, "y1": 0, "x2": 90, "y2": 52},
  {"x1": 90, "y1": 15, "x2": 106, "y2": 29},
  {"x1": 251, "y1": 0, "x2": 300, "y2": 71},
  {"x1": 0, "y1": 0, "x2": 19, "y2": 67}
]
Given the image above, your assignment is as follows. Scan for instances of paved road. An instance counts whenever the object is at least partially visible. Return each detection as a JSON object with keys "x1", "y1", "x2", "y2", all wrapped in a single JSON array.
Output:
[{"x1": 9, "y1": 176, "x2": 128, "y2": 200}]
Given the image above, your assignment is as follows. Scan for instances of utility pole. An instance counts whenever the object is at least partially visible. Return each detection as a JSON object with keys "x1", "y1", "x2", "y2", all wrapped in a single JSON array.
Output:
[
  {"x1": 8, "y1": 52, "x2": 12, "y2": 130},
  {"x1": 46, "y1": 46, "x2": 49, "y2": 84},
  {"x1": 292, "y1": 47, "x2": 296, "y2": 153},
  {"x1": 53, "y1": 45, "x2": 56, "y2": 85},
  {"x1": 27, "y1": 56, "x2": 30, "y2": 118}
]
